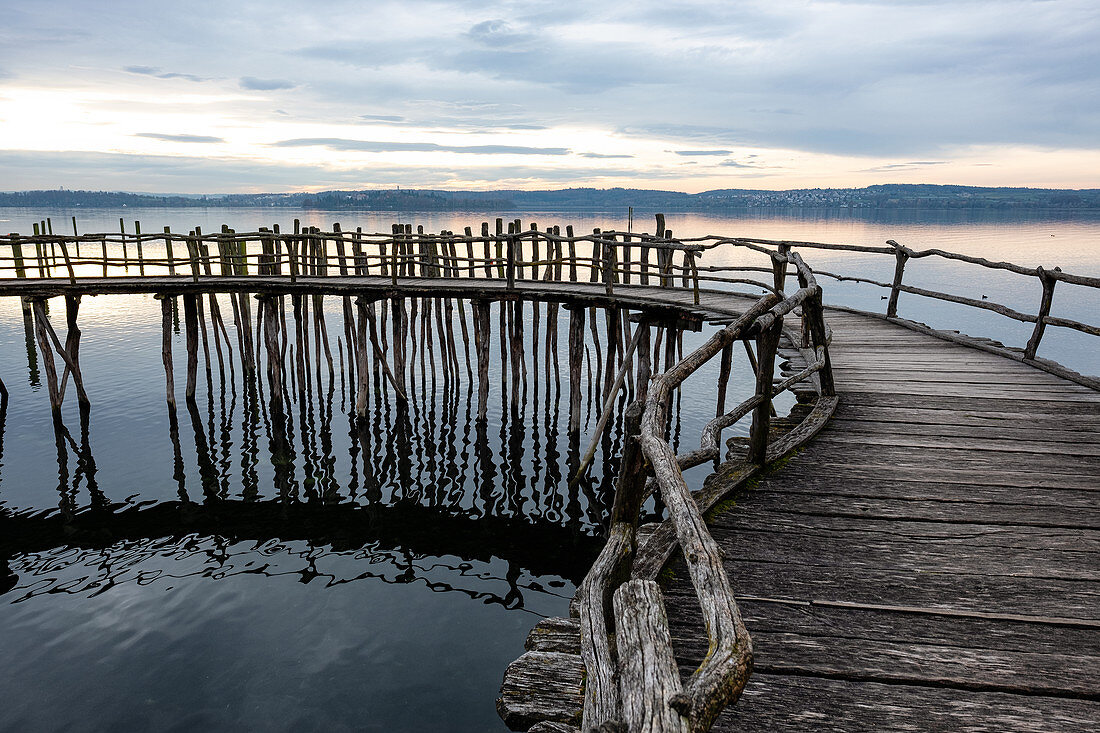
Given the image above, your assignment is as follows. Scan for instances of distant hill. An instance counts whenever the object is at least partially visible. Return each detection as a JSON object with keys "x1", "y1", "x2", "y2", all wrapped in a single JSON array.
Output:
[{"x1": 2, "y1": 184, "x2": 1098, "y2": 211}]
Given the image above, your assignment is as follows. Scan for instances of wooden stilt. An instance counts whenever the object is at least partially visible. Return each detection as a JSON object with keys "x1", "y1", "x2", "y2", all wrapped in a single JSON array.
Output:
[
  {"x1": 183, "y1": 294, "x2": 199, "y2": 400},
  {"x1": 161, "y1": 296, "x2": 176, "y2": 407}
]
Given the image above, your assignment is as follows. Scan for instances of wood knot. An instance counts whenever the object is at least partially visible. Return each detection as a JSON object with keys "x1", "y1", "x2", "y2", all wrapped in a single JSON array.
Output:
[{"x1": 668, "y1": 693, "x2": 693, "y2": 716}]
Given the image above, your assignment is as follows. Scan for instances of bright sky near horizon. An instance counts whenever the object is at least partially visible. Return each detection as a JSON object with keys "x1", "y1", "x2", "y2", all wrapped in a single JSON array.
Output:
[{"x1": 0, "y1": 0, "x2": 1097, "y2": 194}]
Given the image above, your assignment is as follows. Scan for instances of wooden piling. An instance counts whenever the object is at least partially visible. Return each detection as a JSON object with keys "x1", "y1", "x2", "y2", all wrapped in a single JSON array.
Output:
[
  {"x1": 31, "y1": 299, "x2": 61, "y2": 411},
  {"x1": 183, "y1": 294, "x2": 199, "y2": 400},
  {"x1": 161, "y1": 296, "x2": 176, "y2": 406}
]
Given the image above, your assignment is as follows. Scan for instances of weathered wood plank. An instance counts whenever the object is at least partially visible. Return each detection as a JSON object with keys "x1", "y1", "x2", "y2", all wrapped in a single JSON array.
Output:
[
  {"x1": 498, "y1": 651, "x2": 584, "y2": 730},
  {"x1": 713, "y1": 674, "x2": 1100, "y2": 732}
]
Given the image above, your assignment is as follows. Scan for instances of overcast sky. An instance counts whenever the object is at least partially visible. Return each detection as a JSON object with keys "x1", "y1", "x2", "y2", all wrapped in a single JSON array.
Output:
[{"x1": 1, "y1": 0, "x2": 1097, "y2": 192}]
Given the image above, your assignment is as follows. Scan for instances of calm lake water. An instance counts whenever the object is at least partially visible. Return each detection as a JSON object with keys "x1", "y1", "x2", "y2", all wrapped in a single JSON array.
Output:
[{"x1": 0, "y1": 206, "x2": 1097, "y2": 731}]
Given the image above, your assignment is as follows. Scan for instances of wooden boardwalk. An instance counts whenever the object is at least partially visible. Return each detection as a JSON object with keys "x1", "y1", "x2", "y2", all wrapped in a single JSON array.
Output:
[{"x1": 664, "y1": 307, "x2": 1100, "y2": 731}]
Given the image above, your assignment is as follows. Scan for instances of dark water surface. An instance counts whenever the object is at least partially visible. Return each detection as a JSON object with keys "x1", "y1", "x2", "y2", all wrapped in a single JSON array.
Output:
[
  {"x1": 0, "y1": 207, "x2": 1096, "y2": 731},
  {"x1": 0, "y1": 283, "x2": 763, "y2": 731}
]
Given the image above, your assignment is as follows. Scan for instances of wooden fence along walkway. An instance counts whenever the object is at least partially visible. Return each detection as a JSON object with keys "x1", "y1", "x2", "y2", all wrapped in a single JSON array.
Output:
[{"x1": 1, "y1": 216, "x2": 1098, "y2": 731}]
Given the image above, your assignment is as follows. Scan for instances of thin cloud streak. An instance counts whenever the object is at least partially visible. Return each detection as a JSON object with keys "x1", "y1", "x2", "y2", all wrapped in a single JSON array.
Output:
[
  {"x1": 134, "y1": 133, "x2": 225, "y2": 144},
  {"x1": 271, "y1": 138, "x2": 571, "y2": 156}
]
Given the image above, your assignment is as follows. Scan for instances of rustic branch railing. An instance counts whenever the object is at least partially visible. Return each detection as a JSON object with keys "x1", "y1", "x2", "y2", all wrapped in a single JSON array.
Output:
[
  {"x1": 661, "y1": 234, "x2": 1100, "y2": 365},
  {"x1": 574, "y1": 249, "x2": 833, "y2": 732}
]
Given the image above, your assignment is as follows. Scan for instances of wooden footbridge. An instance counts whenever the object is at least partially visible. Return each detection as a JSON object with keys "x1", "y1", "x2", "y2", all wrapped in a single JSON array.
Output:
[{"x1": 2, "y1": 217, "x2": 1098, "y2": 731}]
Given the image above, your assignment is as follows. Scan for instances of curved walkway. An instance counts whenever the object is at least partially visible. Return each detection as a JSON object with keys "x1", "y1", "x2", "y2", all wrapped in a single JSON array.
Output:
[{"x1": 664, "y1": 307, "x2": 1100, "y2": 730}]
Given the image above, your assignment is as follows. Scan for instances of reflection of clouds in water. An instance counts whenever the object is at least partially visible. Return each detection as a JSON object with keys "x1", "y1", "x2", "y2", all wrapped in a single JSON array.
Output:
[{"x1": 7, "y1": 535, "x2": 572, "y2": 618}]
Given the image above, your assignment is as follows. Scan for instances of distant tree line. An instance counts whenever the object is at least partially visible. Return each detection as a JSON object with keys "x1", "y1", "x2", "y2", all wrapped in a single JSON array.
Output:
[{"x1": 2, "y1": 184, "x2": 1098, "y2": 211}]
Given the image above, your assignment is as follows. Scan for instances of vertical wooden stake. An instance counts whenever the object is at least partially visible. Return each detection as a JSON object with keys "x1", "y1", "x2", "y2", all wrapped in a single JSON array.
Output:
[
  {"x1": 748, "y1": 319, "x2": 783, "y2": 464},
  {"x1": 886, "y1": 240, "x2": 909, "y2": 318},
  {"x1": 1024, "y1": 266, "x2": 1057, "y2": 360},
  {"x1": 161, "y1": 296, "x2": 176, "y2": 407},
  {"x1": 183, "y1": 294, "x2": 199, "y2": 400}
]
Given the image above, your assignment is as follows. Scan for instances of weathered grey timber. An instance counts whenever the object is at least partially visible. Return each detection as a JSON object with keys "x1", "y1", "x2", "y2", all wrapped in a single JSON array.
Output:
[{"x1": 660, "y1": 306, "x2": 1100, "y2": 732}]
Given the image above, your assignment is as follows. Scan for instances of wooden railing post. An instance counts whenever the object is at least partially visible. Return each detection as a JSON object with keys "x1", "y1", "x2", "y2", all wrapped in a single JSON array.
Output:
[
  {"x1": 333, "y1": 223, "x2": 348, "y2": 276},
  {"x1": 58, "y1": 239, "x2": 76, "y2": 285},
  {"x1": 886, "y1": 239, "x2": 909, "y2": 318},
  {"x1": 164, "y1": 226, "x2": 176, "y2": 276},
  {"x1": 566, "y1": 225, "x2": 577, "y2": 281},
  {"x1": 1024, "y1": 266, "x2": 1058, "y2": 360},
  {"x1": 805, "y1": 288, "x2": 836, "y2": 396},
  {"x1": 590, "y1": 228, "x2": 602, "y2": 284},
  {"x1": 773, "y1": 243, "x2": 790, "y2": 294},
  {"x1": 186, "y1": 232, "x2": 201, "y2": 283},
  {"x1": 748, "y1": 318, "x2": 783, "y2": 464},
  {"x1": 11, "y1": 237, "x2": 26, "y2": 279},
  {"x1": 135, "y1": 220, "x2": 145, "y2": 275},
  {"x1": 390, "y1": 235, "x2": 399, "y2": 287},
  {"x1": 614, "y1": 580, "x2": 689, "y2": 733},
  {"x1": 603, "y1": 234, "x2": 615, "y2": 296},
  {"x1": 506, "y1": 230, "x2": 516, "y2": 290}
]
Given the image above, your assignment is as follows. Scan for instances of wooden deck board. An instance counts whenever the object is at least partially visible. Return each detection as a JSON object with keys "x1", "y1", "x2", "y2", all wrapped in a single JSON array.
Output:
[{"x1": 664, "y1": 305, "x2": 1100, "y2": 729}]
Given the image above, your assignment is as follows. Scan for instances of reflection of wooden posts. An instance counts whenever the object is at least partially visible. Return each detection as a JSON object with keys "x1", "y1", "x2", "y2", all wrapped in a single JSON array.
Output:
[
  {"x1": 1025, "y1": 266, "x2": 1058, "y2": 360},
  {"x1": 183, "y1": 294, "x2": 199, "y2": 401},
  {"x1": 886, "y1": 239, "x2": 909, "y2": 318},
  {"x1": 748, "y1": 317, "x2": 783, "y2": 464},
  {"x1": 567, "y1": 306, "x2": 585, "y2": 433},
  {"x1": 160, "y1": 295, "x2": 176, "y2": 407}
]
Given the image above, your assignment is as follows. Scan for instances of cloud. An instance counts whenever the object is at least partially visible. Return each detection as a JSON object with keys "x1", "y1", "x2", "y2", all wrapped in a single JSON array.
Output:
[
  {"x1": 240, "y1": 76, "x2": 296, "y2": 91},
  {"x1": 860, "y1": 161, "x2": 948, "y2": 172},
  {"x1": 0, "y1": 150, "x2": 660, "y2": 192},
  {"x1": 675, "y1": 150, "x2": 733, "y2": 156},
  {"x1": 579, "y1": 152, "x2": 633, "y2": 159},
  {"x1": 122, "y1": 65, "x2": 208, "y2": 83},
  {"x1": 719, "y1": 160, "x2": 768, "y2": 168},
  {"x1": 360, "y1": 114, "x2": 405, "y2": 122},
  {"x1": 271, "y1": 138, "x2": 570, "y2": 155},
  {"x1": 135, "y1": 133, "x2": 225, "y2": 144}
]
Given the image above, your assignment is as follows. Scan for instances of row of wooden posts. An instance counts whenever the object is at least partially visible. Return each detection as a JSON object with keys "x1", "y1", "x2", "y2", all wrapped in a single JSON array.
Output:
[
  {"x1": 5, "y1": 215, "x2": 706, "y2": 305},
  {"x1": 25, "y1": 286, "x2": 728, "y2": 471}
]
